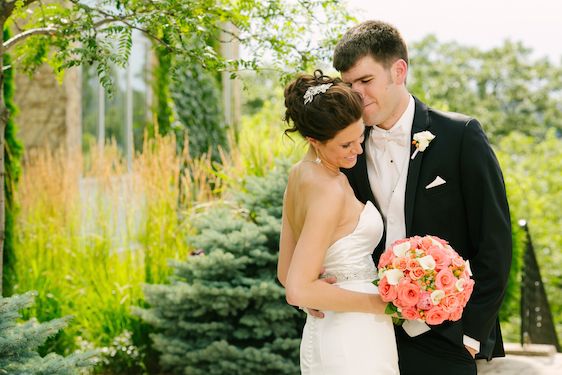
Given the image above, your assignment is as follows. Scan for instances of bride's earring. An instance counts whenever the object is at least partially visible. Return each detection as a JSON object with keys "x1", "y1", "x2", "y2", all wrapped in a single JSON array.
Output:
[{"x1": 313, "y1": 148, "x2": 321, "y2": 164}]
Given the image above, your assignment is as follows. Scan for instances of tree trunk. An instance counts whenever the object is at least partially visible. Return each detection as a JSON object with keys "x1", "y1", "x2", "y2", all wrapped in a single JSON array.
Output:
[{"x1": 0, "y1": 17, "x2": 6, "y2": 296}]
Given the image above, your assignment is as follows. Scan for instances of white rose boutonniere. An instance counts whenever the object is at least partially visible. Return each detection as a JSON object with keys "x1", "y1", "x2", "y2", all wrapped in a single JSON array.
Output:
[{"x1": 411, "y1": 130, "x2": 436, "y2": 160}]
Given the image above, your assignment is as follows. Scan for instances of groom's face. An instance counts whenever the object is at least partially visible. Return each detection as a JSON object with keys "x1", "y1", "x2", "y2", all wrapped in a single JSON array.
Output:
[{"x1": 341, "y1": 55, "x2": 404, "y2": 130}]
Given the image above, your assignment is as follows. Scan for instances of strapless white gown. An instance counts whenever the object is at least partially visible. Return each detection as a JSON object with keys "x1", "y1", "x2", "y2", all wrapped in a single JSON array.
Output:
[{"x1": 300, "y1": 201, "x2": 399, "y2": 374}]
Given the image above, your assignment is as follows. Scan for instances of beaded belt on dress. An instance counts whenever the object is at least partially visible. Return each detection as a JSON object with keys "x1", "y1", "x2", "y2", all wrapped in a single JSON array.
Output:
[{"x1": 321, "y1": 264, "x2": 378, "y2": 282}]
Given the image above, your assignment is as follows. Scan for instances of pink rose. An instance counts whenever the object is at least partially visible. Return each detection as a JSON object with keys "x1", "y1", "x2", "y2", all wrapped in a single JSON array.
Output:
[
  {"x1": 396, "y1": 280, "x2": 421, "y2": 307},
  {"x1": 401, "y1": 307, "x2": 421, "y2": 320},
  {"x1": 378, "y1": 250, "x2": 395, "y2": 268},
  {"x1": 435, "y1": 269, "x2": 456, "y2": 291},
  {"x1": 416, "y1": 292, "x2": 433, "y2": 311},
  {"x1": 425, "y1": 306, "x2": 449, "y2": 325},
  {"x1": 409, "y1": 266, "x2": 425, "y2": 281},
  {"x1": 428, "y1": 246, "x2": 451, "y2": 270},
  {"x1": 378, "y1": 276, "x2": 398, "y2": 302}
]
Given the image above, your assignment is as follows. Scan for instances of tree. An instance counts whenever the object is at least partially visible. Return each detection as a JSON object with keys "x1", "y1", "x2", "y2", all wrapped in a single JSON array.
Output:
[
  {"x1": 0, "y1": 291, "x2": 96, "y2": 374},
  {"x1": 135, "y1": 162, "x2": 305, "y2": 374},
  {"x1": 408, "y1": 35, "x2": 562, "y2": 142},
  {"x1": 2, "y1": 26, "x2": 23, "y2": 297},
  {"x1": 0, "y1": 0, "x2": 355, "y2": 294}
]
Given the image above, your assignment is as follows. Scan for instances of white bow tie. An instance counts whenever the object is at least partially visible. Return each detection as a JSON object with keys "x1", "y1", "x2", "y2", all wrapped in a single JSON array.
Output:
[{"x1": 370, "y1": 129, "x2": 410, "y2": 147}]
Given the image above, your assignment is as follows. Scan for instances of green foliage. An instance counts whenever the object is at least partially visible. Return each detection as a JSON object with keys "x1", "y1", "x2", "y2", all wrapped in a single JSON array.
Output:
[
  {"x1": 171, "y1": 61, "x2": 228, "y2": 159},
  {"x1": 2, "y1": 27, "x2": 24, "y2": 296},
  {"x1": 137, "y1": 162, "x2": 304, "y2": 374},
  {"x1": 409, "y1": 36, "x2": 562, "y2": 141},
  {"x1": 499, "y1": 216, "x2": 525, "y2": 323},
  {"x1": 496, "y1": 130, "x2": 562, "y2": 341},
  {"x1": 5, "y1": 0, "x2": 355, "y2": 92},
  {"x1": 0, "y1": 291, "x2": 97, "y2": 374},
  {"x1": 12, "y1": 137, "x2": 193, "y2": 373}
]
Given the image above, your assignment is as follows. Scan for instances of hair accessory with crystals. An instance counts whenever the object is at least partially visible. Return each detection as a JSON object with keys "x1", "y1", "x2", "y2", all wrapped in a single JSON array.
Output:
[{"x1": 303, "y1": 83, "x2": 333, "y2": 105}]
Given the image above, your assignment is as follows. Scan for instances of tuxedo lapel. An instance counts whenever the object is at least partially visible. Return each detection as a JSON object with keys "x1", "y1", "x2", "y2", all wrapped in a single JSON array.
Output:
[{"x1": 405, "y1": 98, "x2": 431, "y2": 234}]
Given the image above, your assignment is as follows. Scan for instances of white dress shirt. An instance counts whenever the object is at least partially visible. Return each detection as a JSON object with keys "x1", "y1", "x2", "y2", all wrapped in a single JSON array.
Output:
[{"x1": 367, "y1": 95, "x2": 414, "y2": 249}]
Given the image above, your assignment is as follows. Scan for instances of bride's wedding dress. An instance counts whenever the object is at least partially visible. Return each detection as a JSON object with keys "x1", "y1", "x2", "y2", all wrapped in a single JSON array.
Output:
[{"x1": 300, "y1": 201, "x2": 399, "y2": 374}]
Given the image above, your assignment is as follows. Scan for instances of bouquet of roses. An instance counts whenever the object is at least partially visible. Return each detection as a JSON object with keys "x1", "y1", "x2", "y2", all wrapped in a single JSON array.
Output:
[{"x1": 374, "y1": 235, "x2": 474, "y2": 325}]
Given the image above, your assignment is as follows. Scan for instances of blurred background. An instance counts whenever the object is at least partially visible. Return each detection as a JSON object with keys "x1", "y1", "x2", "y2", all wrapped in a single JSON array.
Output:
[{"x1": 0, "y1": 0, "x2": 560, "y2": 374}]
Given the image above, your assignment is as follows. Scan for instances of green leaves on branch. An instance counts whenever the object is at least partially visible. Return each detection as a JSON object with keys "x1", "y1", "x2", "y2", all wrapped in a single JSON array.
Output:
[{"x1": 4, "y1": 0, "x2": 356, "y2": 93}]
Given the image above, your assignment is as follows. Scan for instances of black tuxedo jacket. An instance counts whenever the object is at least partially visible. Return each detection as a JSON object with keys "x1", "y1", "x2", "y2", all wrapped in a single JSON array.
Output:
[{"x1": 342, "y1": 97, "x2": 512, "y2": 359}]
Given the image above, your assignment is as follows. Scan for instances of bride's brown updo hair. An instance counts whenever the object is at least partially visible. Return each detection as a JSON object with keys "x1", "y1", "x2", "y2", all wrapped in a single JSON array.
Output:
[{"x1": 284, "y1": 69, "x2": 363, "y2": 142}]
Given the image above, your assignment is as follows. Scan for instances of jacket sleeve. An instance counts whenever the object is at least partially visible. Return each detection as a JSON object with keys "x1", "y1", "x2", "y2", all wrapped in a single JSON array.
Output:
[{"x1": 459, "y1": 119, "x2": 512, "y2": 343}]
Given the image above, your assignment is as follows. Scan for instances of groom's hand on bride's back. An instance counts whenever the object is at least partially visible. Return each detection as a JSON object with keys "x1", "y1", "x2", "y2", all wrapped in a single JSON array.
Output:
[{"x1": 303, "y1": 269, "x2": 337, "y2": 318}]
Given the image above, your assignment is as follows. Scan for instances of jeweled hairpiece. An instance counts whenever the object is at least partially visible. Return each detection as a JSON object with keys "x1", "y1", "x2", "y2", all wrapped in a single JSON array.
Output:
[{"x1": 303, "y1": 83, "x2": 333, "y2": 104}]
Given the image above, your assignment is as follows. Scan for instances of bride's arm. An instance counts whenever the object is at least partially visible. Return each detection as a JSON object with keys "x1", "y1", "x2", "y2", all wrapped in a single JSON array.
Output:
[
  {"x1": 284, "y1": 183, "x2": 385, "y2": 315},
  {"x1": 278, "y1": 189, "x2": 296, "y2": 287}
]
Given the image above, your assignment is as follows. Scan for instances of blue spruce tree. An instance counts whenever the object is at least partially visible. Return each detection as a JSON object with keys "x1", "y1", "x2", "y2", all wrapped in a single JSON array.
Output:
[
  {"x1": 136, "y1": 162, "x2": 303, "y2": 374},
  {"x1": 0, "y1": 292, "x2": 96, "y2": 374}
]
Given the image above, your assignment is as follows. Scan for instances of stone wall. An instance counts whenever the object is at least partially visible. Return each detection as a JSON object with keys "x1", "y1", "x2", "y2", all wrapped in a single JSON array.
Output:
[{"x1": 14, "y1": 64, "x2": 81, "y2": 154}]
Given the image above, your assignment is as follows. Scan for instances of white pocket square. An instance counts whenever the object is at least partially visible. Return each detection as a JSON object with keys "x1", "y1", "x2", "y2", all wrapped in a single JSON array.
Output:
[{"x1": 425, "y1": 176, "x2": 446, "y2": 189}]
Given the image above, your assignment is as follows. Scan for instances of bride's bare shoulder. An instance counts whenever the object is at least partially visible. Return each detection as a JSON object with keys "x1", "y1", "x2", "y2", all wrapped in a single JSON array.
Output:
[{"x1": 288, "y1": 162, "x2": 345, "y2": 200}]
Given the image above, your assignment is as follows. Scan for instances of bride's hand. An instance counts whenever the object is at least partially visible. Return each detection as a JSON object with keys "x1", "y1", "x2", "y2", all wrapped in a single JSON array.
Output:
[{"x1": 302, "y1": 269, "x2": 338, "y2": 318}]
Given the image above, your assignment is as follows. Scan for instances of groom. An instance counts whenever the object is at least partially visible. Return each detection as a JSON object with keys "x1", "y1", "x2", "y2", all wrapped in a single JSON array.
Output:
[{"x1": 333, "y1": 20, "x2": 512, "y2": 374}]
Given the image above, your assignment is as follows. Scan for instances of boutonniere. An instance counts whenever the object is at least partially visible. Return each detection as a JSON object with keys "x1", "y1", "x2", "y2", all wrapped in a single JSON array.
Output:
[{"x1": 411, "y1": 131, "x2": 435, "y2": 160}]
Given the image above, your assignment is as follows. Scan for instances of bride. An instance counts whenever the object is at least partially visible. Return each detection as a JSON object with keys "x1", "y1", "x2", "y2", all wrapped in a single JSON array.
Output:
[{"x1": 277, "y1": 70, "x2": 399, "y2": 374}]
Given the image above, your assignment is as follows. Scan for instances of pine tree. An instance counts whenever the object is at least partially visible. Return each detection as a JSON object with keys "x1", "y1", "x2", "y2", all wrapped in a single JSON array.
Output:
[
  {"x1": 136, "y1": 162, "x2": 304, "y2": 374},
  {"x1": 0, "y1": 292, "x2": 97, "y2": 374}
]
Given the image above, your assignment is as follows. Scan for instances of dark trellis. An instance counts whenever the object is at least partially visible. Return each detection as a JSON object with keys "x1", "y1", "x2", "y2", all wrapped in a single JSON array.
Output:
[{"x1": 519, "y1": 220, "x2": 561, "y2": 351}]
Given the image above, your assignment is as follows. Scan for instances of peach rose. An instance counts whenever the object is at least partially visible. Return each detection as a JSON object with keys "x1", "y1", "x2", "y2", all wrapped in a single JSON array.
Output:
[
  {"x1": 378, "y1": 250, "x2": 395, "y2": 268},
  {"x1": 435, "y1": 269, "x2": 456, "y2": 291},
  {"x1": 428, "y1": 246, "x2": 451, "y2": 270},
  {"x1": 425, "y1": 306, "x2": 449, "y2": 325},
  {"x1": 421, "y1": 236, "x2": 433, "y2": 250},
  {"x1": 378, "y1": 276, "x2": 398, "y2": 302},
  {"x1": 401, "y1": 307, "x2": 421, "y2": 320},
  {"x1": 451, "y1": 255, "x2": 465, "y2": 268},
  {"x1": 396, "y1": 280, "x2": 421, "y2": 307},
  {"x1": 406, "y1": 258, "x2": 420, "y2": 270},
  {"x1": 441, "y1": 294, "x2": 462, "y2": 313},
  {"x1": 392, "y1": 256, "x2": 409, "y2": 271},
  {"x1": 448, "y1": 306, "x2": 464, "y2": 321},
  {"x1": 409, "y1": 266, "x2": 425, "y2": 281}
]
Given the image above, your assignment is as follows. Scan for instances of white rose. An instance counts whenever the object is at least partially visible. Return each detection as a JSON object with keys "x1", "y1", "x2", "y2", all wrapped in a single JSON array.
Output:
[
  {"x1": 418, "y1": 255, "x2": 436, "y2": 270},
  {"x1": 384, "y1": 269, "x2": 405, "y2": 285},
  {"x1": 392, "y1": 241, "x2": 410, "y2": 257},
  {"x1": 456, "y1": 279, "x2": 465, "y2": 292},
  {"x1": 431, "y1": 290, "x2": 446, "y2": 305},
  {"x1": 430, "y1": 237, "x2": 443, "y2": 248}
]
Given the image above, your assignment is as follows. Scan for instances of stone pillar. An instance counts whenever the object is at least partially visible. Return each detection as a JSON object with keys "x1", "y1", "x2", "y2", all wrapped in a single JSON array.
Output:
[{"x1": 14, "y1": 64, "x2": 82, "y2": 154}]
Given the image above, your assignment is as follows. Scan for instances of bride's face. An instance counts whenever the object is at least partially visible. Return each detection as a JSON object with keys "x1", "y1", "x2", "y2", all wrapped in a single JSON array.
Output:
[{"x1": 317, "y1": 119, "x2": 365, "y2": 169}]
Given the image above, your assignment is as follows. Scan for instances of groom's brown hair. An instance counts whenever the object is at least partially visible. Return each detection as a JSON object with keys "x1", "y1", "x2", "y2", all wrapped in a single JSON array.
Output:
[{"x1": 333, "y1": 20, "x2": 408, "y2": 71}]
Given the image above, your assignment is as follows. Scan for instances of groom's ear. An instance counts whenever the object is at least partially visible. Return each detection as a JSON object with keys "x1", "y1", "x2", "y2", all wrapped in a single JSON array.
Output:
[{"x1": 392, "y1": 59, "x2": 408, "y2": 85}]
